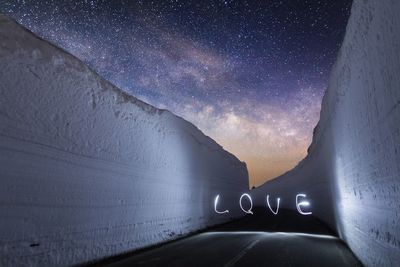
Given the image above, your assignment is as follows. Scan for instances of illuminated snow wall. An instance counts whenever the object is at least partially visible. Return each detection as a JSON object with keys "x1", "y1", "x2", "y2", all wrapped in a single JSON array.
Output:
[
  {"x1": 253, "y1": 1, "x2": 400, "y2": 266},
  {"x1": 0, "y1": 15, "x2": 248, "y2": 266}
]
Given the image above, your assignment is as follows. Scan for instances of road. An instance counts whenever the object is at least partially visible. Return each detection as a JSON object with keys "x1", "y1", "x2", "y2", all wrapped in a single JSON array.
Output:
[{"x1": 95, "y1": 209, "x2": 363, "y2": 267}]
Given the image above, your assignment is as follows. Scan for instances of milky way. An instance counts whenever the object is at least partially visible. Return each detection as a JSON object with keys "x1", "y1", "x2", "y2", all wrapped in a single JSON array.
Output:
[{"x1": 1, "y1": 0, "x2": 352, "y2": 187}]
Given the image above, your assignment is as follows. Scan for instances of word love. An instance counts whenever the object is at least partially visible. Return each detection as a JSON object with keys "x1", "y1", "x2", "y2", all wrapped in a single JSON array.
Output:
[{"x1": 214, "y1": 193, "x2": 312, "y2": 216}]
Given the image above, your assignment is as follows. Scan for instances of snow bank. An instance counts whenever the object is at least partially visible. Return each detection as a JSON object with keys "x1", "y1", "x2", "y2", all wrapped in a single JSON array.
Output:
[
  {"x1": 252, "y1": 1, "x2": 400, "y2": 266},
  {"x1": 0, "y1": 14, "x2": 248, "y2": 266}
]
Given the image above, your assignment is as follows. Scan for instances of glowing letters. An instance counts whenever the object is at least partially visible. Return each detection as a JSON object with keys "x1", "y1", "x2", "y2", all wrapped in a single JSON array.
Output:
[
  {"x1": 214, "y1": 193, "x2": 313, "y2": 216},
  {"x1": 266, "y1": 195, "x2": 280, "y2": 215},
  {"x1": 296, "y1": 194, "x2": 312, "y2": 215},
  {"x1": 214, "y1": 194, "x2": 229, "y2": 214},
  {"x1": 239, "y1": 193, "x2": 253, "y2": 214}
]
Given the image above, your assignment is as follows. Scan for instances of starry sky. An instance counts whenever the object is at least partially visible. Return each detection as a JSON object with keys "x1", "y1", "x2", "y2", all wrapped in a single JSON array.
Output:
[{"x1": 1, "y1": 0, "x2": 352, "y2": 188}]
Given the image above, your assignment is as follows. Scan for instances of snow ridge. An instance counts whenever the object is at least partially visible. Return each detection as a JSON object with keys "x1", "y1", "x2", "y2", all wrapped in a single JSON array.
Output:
[
  {"x1": 252, "y1": 1, "x2": 400, "y2": 266},
  {"x1": 0, "y1": 14, "x2": 248, "y2": 266}
]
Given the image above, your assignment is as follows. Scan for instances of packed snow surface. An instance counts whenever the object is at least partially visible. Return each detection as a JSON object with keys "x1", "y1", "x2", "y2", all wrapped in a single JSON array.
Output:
[
  {"x1": 0, "y1": 14, "x2": 248, "y2": 266},
  {"x1": 252, "y1": 1, "x2": 400, "y2": 266}
]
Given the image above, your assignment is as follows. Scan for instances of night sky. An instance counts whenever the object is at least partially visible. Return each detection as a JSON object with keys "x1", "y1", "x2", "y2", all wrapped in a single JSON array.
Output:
[{"x1": 1, "y1": 0, "x2": 352, "y2": 187}]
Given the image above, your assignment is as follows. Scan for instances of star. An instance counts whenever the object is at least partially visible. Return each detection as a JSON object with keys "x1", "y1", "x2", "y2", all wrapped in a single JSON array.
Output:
[{"x1": 0, "y1": 0, "x2": 352, "y2": 187}]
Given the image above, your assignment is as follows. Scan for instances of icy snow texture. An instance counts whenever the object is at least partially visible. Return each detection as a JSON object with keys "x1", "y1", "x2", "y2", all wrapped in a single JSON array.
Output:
[
  {"x1": 0, "y1": 14, "x2": 248, "y2": 266},
  {"x1": 253, "y1": 1, "x2": 400, "y2": 266}
]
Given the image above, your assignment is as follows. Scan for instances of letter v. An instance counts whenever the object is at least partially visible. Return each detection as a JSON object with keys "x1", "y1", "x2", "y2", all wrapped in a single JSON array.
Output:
[{"x1": 266, "y1": 195, "x2": 280, "y2": 215}]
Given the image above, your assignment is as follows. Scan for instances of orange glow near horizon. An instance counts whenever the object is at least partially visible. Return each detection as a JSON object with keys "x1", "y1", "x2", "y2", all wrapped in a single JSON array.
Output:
[{"x1": 177, "y1": 95, "x2": 321, "y2": 188}]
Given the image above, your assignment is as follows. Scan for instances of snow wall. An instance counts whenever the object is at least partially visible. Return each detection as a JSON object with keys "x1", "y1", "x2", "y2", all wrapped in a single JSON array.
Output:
[
  {"x1": 252, "y1": 1, "x2": 400, "y2": 266},
  {"x1": 0, "y1": 14, "x2": 248, "y2": 266}
]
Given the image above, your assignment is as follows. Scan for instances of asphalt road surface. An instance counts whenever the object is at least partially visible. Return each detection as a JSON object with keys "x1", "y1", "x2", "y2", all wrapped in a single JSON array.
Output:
[{"x1": 95, "y1": 209, "x2": 363, "y2": 267}]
